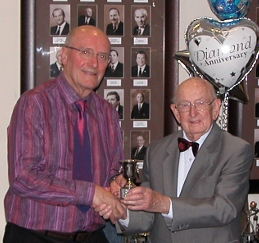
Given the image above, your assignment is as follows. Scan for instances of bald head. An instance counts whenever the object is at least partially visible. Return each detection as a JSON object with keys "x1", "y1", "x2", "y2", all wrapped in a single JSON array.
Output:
[
  {"x1": 174, "y1": 77, "x2": 217, "y2": 104},
  {"x1": 171, "y1": 77, "x2": 221, "y2": 141},
  {"x1": 65, "y1": 25, "x2": 110, "y2": 48},
  {"x1": 61, "y1": 25, "x2": 111, "y2": 98}
]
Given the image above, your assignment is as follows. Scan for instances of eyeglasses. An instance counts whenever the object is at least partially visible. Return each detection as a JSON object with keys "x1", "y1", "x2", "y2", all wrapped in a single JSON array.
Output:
[
  {"x1": 64, "y1": 45, "x2": 111, "y2": 64},
  {"x1": 175, "y1": 99, "x2": 215, "y2": 113}
]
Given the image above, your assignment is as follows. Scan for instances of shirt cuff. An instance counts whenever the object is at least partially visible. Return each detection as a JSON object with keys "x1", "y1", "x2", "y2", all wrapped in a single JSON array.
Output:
[
  {"x1": 118, "y1": 208, "x2": 130, "y2": 227},
  {"x1": 75, "y1": 181, "x2": 95, "y2": 206},
  {"x1": 161, "y1": 198, "x2": 173, "y2": 219}
]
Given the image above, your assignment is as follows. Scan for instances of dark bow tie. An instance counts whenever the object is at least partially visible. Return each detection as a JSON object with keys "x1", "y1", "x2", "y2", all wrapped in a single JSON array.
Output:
[{"x1": 178, "y1": 137, "x2": 199, "y2": 157}]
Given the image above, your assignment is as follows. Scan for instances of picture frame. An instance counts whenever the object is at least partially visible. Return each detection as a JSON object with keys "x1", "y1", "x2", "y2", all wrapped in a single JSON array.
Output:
[{"x1": 21, "y1": 0, "x2": 180, "y2": 159}]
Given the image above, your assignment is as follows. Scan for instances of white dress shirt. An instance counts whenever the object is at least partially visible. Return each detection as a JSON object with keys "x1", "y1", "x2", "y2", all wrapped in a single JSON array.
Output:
[
  {"x1": 57, "y1": 21, "x2": 67, "y2": 35},
  {"x1": 163, "y1": 127, "x2": 212, "y2": 219}
]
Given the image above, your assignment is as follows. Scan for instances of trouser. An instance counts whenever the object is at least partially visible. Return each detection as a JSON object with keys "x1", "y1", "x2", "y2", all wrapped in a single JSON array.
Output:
[{"x1": 3, "y1": 222, "x2": 109, "y2": 243}]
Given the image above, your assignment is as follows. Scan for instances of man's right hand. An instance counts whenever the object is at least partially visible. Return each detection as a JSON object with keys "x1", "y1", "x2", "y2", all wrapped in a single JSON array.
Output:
[{"x1": 92, "y1": 185, "x2": 126, "y2": 223}]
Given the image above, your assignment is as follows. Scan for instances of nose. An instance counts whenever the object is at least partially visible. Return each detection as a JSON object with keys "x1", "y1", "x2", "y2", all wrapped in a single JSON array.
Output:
[
  {"x1": 189, "y1": 104, "x2": 198, "y2": 117},
  {"x1": 86, "y1": 54, "x2": 98, "y2": 68}
]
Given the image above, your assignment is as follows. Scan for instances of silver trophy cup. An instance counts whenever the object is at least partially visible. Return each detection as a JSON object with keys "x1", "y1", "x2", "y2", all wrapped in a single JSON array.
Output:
[{"x1": 120, "y1": 159, "x2": 138, "y2": 198}]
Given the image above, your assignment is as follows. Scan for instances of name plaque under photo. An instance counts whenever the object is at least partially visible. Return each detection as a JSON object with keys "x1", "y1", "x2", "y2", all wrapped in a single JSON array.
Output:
[
  {"x1": 133, "y1": 38, "x2": 148, "y2": 45},
  {"x1": 133, "y1": 121, "x2": 148, "y2": 128},
  {"x1": 106, "y1": 79, "x2": 122, "y2": 86},
  {"x1": 109, "y1": 38, "x2": 122, "y2": 45},
  {"x1": 52, "y1": 37, "x2": 66, "y2": 44},
  {"x1": 133, "y1": 79, "x2": 148, "y2": 86},
  {"x1": 134, "y1": 0, "x2": 148, "y2": 3}
]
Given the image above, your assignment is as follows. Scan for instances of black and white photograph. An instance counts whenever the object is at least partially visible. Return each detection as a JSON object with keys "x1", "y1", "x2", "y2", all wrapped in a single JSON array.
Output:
[
  {"x1": 49, "y1": 47, "x2": 63, "y2": 78},
  {"x1": 105, "y1": 47, "x2": 124, "y2": 78},
  {"x1": 130, "y1": 89, "x2": 150, "y2": 120},
  {"x1": 255, "y1": 88, "x2": 259, "y2": 118},
  {"x1": 104, "y1": 89, "x2": 124, "y2": 120},
  {"x1": 77, "y1": 5, "x2": 97, "y2": 27},
  {"x1": 131, "y1": 48, "x2": 150, "y2": 78},
  {"x1": 132, "y1": 5, "x2": 151, "y2": 37},
  {"x1": 104, "y1": 5, "x2": 124, "y2": 36},
  {"x1": 130, "y1": 130, "x2": 150, "y2": 160},
  {"x1": 50, "y1": 4, "x2": 70, "y2": 36}
]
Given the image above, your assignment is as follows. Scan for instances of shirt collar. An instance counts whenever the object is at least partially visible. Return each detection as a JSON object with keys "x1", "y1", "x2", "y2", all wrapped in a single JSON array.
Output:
[
  {"x1": 56, "y1": 73, "x2": 94, "y2": 106},
  {"x1": 139, "y1": 64, "x2": 146, "y2": 70},
  {"x1": 59, "y1": 21, "x2": 66, "y2": 29},
  {"x1": 111, "y1": 61, "x2": 118, "y2": 67},
  {"x1": 182, "y1": 125, "x2": 213, "y2": 147}
]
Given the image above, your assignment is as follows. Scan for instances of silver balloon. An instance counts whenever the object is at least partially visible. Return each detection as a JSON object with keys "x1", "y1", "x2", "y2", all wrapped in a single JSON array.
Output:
[
  {"x1": 185, "y1": 17, "x2": 259, "y2": 94},
  {"x1": 174, "y1": 49, "x2": 249, "y2": 103},
  {"x1": 173, "y1": 50, "x2": 196, "y2": 77}
]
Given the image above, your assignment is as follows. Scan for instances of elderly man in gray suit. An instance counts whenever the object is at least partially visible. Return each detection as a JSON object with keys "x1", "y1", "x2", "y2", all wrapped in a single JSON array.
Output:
[{"x1": 96, "y1": 77, "x2": 253, "y2": 243}]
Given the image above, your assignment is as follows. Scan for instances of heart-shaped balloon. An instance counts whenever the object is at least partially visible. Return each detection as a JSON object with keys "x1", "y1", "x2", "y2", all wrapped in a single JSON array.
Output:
[
  {"x1": 207, "y1": 0, "x2": 252, "y2": 20},
  {"x1": 174, "y1": 49, "x2": 249, "y2": 103},
  {"x1": 185, "y1": 17, "x2": 259, "y2": 92}
]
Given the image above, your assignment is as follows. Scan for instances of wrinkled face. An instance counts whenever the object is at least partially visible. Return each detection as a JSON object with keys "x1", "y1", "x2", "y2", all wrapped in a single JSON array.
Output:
[
  {"x1": 134, "y1": 10, "x2": 147, "y2": 27},
  {"x1": 109, "y1": 9, "x2": 120, "y2": 25},
  {"x1": 61, "y1": 27, "x2": 110, "y2": 98},
  {"x1": 110, "y1": 51, "x2": 119, "y2": 64},
  {"x1": 86, "y1": 8, "x2": 92, "y2": 17},
  {"x1": 170, "y1": 79, "x2": 221, "y2": 141},
  {"x1": 106, "y1": 94, "x2": 119, "y2": 108},
  {"x1": 136, "y1": 93, "x2": 144, "y2": 103},
  {"x1": 136, "y1": 53, "x2": 146, "y2": 67},
  {"x1": 136, "y1": 136, "x2": 145, "y2": 147},
  {"x1": 53, "y1": 10, "x2": 65, "y2": 25}
]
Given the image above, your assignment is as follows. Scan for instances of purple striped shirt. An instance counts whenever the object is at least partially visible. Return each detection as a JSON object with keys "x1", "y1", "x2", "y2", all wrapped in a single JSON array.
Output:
[{"x1": 4, "y1": 74, "x2": 123, "y2": 232}]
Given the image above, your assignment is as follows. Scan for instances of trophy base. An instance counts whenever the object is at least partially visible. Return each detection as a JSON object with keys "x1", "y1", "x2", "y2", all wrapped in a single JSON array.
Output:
[{"x1": 120, "y1": 188, "x2": 130, "y2": 199}]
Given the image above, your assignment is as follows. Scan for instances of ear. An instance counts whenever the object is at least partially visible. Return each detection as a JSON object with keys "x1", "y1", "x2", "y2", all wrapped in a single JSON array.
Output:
[
  {"x1": 212, "y1": 98, "x2": 222, "y2": 120},
  {"x1": 170, "y1": 104, "x2": 181, "y2": 124},
  {"x1": 60, "y1": 46, "x2": 68, "y2": 66}
]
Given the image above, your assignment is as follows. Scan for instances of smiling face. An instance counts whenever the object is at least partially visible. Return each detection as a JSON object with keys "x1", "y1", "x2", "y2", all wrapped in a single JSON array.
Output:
[
  {"x1": 170, "y1": 78, "x2": 221, "y2": 141},
  {"x1": 136, "y1": 53, "x2": 146, "y2": 67},
  {"x1": 109, "y1": 9, "x2": 120, "y2": 25},
  {"x1": 134, "y1": 9, "x2": 147, "y2": 28},
  {"x1": 135, "y1": 136, "x2": 145, "y2": 148},
  {"x1": 86, "y1": 8, "x2": 92, "y2": 17},
  {"x1": 106, "y1": 94, "x2": 120, "y2": 108},
  {"x1": 110, "y1": 50, "x2": 119, "y2": 64},
  {"x1": 61, "y1": 26, "x2": 110, "y2": 98},
  {"x1": 56, "y1": 50, "x2": 63, "y2": 65},
  {"x1": 136, "y1": 93, "x2": 144, "y2": 103},
  {"x1": 53, "y1": 9, "x2": 65, "y2": 25}
]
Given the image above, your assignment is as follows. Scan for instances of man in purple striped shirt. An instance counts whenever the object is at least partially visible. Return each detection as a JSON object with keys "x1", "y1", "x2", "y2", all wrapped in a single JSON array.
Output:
[{"x1": 3, "y1": 26, "x2": 126, "y2": 243}]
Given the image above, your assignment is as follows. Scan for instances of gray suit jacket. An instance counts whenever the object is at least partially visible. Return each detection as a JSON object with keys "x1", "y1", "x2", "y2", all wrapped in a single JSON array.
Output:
[{"x1": 123, "y1": 123, "x2": 253, "y2": 243}]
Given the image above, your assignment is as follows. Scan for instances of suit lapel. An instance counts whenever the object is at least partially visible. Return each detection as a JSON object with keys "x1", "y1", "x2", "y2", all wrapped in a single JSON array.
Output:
[{"x1": 180, "y1": 124, "x2": 222, "y2": 197}]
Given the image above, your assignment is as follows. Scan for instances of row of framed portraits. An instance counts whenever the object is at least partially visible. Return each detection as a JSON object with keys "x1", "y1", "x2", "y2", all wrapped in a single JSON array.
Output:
[
  {"x1": 103, "y1": 88, "x2": 150, "y2": 120},
  {"x1": 32, "y1": 0, "x2": 165, "y2": 160},
  {"x1": 49, "y1": 46, "x2": 151, "y2": 79},
  {"x1": 48, "y1": 4, "x2": 152, "y2": 38}
]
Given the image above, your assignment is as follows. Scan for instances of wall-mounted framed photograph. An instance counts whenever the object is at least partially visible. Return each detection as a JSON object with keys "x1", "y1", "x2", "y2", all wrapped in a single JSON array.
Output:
[{"x1": 21, "y1": 0, "x2": 179, "y2": 159}]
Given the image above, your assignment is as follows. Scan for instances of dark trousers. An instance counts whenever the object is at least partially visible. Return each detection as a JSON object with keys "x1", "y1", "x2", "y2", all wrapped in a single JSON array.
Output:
[{"x1": 3, "y1": 222, "x2": 109, "y2": 243}]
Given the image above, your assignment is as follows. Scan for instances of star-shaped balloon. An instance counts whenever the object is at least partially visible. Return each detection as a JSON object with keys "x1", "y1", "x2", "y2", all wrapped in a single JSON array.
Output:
[{"x1": 207, "y1": 0, "x2": 252, "y2": 20}]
